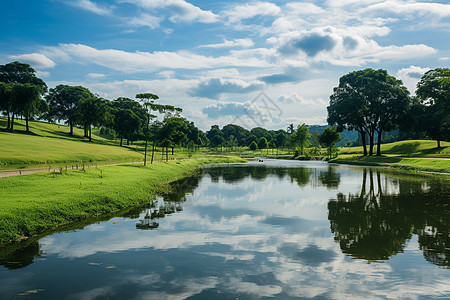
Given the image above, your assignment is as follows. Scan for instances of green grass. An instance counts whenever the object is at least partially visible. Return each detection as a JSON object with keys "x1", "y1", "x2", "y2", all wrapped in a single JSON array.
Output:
[
  {"x1": 339, "y1": 140, "x2": 450, "y2": 157},
  {"x1": 0, "y1": 117, "x2": 115, "y2": 144},
  {"x1": 0, "y1": 132, "x2": 144, "y2": 165},
  {"x1": 0, "y1": 155, "x2": 246, "y2": 247}
]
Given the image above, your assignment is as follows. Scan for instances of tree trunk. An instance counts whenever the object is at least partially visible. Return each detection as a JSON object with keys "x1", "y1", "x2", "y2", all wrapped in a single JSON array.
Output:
[
  {"x1": 89, "y1": 127, "x2": 92, "y2": 142},
  {"x1": 69, "y1": 122, "x2": 73, "y2": 135},
  {"x1": 151, "y1": 141, "x2": 155, "y2": 164},
  {"x1": 376, "y1": 129, "x2": 382, "y2": 156},
  {"x1": 10, "y1": 113, "x2": 15, "y2": 131},
  {"x1": 120, "y1": 137, "x2": 123, "y2": 147},
  {"x1": 437, "y1": 140, "x2": 441, "y2": 148},
  {"x1": 25, "y1": 115, "x2": 29, "y2": 132},
  {"x1": 84, "y1": 125, "x2": 89, "y2": 137},
  {"x1": 166, "y1": 147, "x2": 168, "y2": 162},
  {"x1": 360, "y1": 129, "x2": 367, "y2": 156},
  {"x1": 162, "y1": 147, "x2": 164, "y2": 161},
  {"x1": 171, "y1": 147, "x2": 174, "y2": 155},
  {"x1": 368, "y1": 132, "x2": 374, "y2": 156},
  {"x1": 127, "y1": 138, "x2": 130, "y2": 146},
  {"x1": 6, "y1": 109, "x2": 10, "y2": 129}
]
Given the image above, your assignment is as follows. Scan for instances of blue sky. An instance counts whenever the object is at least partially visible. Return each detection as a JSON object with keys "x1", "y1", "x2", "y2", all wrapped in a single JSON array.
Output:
[{"x1": 1, "y1": 0, "x2": 449, "y2": 130}]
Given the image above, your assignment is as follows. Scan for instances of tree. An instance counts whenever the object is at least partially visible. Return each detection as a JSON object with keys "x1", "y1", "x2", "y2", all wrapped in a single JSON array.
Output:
[
  {"x1": 249, "y1": 141, "x2": 258, "y2": 152},
  {"x1": 319, "y1": 126, "x2": 342, "y2": 159},
  {"x1": 294, "y1": 123, "x2": 310, "y2": 155},
  {"x1": 110, "y1": 98, "x2": 148, "y2": 146},
  {"x1": 257, "y1": 137, "x2": 268, "y2": 153},
  {"x1": 78, "y1": 96, "x2": 108, "y2": 142},
  {"x1": 416, "y1": 68, "x2": 450, "y2": 148},
  {"x1": 46, "y1": 85, "x2": 94, "y2": 135},
  {"x1": 136, "y1": 93, "x2": 181, "y2": 166},
  {"x1": 0, "y1": 61, "x2": 47, "y2": 131},
  {"x1": 328, "y1": 68, "x2": 410, "y2": 156}
]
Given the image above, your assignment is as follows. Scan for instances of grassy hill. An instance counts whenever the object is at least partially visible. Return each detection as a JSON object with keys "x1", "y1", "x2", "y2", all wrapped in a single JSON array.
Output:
[
  {"x1": 0, "y1": 117, "x2": 144, "y2": 167},
  {"x1": 339, "y1": 140, "x2": 450, "y2": 158}
]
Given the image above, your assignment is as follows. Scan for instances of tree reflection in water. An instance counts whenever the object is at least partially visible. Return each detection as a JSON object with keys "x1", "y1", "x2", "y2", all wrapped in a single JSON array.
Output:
[{"x1": 328, "y1": 168, "x2": 449, "y2": 267}]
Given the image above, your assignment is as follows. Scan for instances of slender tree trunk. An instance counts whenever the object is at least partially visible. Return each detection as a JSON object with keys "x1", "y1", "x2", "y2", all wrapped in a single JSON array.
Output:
[
  {"x1": 172, "y1": 147, "x2": 174, "y2": 155},
  {"x1": 127, "y1": 138, "x2": 129, "y2": 146},
  {"x1": 10, "y1": 112, "x2": 15, "y2": 131},
  {"x1": 376, "y1": 129, "x2": 382, "y2": 156},
  {"x1": 89, "y1": 127, "x2": 92, "y2": 142},
  {"x1": 6, "y1": 109, "x2": 10, "y2": 129},
  {"x1": 25, "y1": 115, "x2": 29, "y2": 132},
  {"x1": 151, "y1": 141, "x2": 155, "y2": 164},
  {"x1": 437, "y1": 140, "x2": 441, "y2": 148},
  {"x1": 120, "y1": 137, "x2": 123, "y2": 147},
  {"x1": 360, "y1": 129, "x2": 367, "y2": 156},
  {"x1": 162, "y1": 147, "x2": 164, "y2": 161},
  {"x1": 69, "y1": 122, "x2": 73, "y2": 135},
  {"x1": 166, "y1": 147, "x2": 168, "y2": 162}
]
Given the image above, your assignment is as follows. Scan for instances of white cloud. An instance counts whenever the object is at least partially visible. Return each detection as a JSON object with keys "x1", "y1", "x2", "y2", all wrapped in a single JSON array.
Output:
[
  {"x1": 190, "y1": 77, "x2": 265, "y2": 99},
  {"x1": 8, "y1": 53, "x2": 56, "y2": 69},
  {"x1": 69, "y1": 0, "x2": 113, "y2": 16},
  {"x1": 126, "y1": 13, "x2": 162, "y2": 29},
  {"x1": 223, "y1": 1, "x2": 281, "y2": 23},
  {"x1": 36, "y1": 71, "x2": 50, "y2": 77},
  {"x1": 86, "y1": 73, "x2": 106, "y2": 78},
  {"x1": 199, "y1": 38, "x2": 254, "y2": 49},
  {"x1": 397, "y1": 65, "x2": 430, "y2": 94},
  {"x1": 362, "y1": 1, "x2": 450, "y2": 18},
  {"x1": 123, "y1": 0, "x2": 218, "y2": 23},
  {"x1": 41, "y1": 43, "x2": 271, "y2": 73}
]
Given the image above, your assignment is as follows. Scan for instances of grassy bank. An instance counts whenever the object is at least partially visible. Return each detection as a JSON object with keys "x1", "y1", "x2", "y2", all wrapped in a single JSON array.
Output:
[
  {"x1": 0, "y1": 155, "x2": 246, "y2": 247},
  {"x1": 331, "y1": 155, "x2": 450, "y2": 173}
]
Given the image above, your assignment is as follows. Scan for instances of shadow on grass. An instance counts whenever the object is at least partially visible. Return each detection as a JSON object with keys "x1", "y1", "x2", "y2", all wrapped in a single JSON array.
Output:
[{"x1": 387, "y1": 142, "x2": 420, "y2": 156}]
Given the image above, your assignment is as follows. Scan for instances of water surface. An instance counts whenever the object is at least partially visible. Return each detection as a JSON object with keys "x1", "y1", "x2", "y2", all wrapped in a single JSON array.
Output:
[{"x1": 1, "y1": 160, "x2": 449, "y2": 299}]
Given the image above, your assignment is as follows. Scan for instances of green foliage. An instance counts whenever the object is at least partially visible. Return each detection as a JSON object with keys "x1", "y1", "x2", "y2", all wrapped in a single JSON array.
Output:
[
  {"x1": 415, "y1": 68, "x2": 450, "y2": 147},
  {"x1": 328, "y1": 68, "x2": 410, "y2": 156},
  {"x1": 257, "y1": 136, "x2": 268, "y2": 150},
  {"x1": 319, "y1": 126, "x2": 342, "y2": 158},
  {"x1": 249, "y1": 141, "x2": 258, "y2": 151}
]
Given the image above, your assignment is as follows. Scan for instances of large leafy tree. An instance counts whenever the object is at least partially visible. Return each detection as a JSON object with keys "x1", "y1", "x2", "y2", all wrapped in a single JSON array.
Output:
[
  {"x1": 78, "y1": 96, "x2": 109, "y2": 142},
  {"x1": 328, "y1": 69, "x2": 410, "y2": 156},
  {"x1": 110, "y1": 97, "x2": 148, "y2": 146},
  {"x1": 0, "y1": 61, "x2": 47, "y2": 131},
  {"x1": 46, "y1": 85, "x2": 94, "y2": 135},
  {"x1": 416, "y1": 68, "x2": 450, "y2": 148}
]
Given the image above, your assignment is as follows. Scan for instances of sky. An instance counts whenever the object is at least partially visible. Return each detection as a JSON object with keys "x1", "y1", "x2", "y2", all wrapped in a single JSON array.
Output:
[{"x1": 1, "y1": 0, "x2": 449, "y2": 131}]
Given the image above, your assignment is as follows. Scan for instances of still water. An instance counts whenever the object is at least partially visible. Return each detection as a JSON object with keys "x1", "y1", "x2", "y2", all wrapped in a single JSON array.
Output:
[{"x1": 1, "y1": 160, "x2": 449, "y2": 299}]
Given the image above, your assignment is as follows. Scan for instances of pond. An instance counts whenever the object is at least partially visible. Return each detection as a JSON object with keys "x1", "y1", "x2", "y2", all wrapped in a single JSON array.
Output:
[{"x1": 1, "y1": 160, "x2": 449, "y2": 299}]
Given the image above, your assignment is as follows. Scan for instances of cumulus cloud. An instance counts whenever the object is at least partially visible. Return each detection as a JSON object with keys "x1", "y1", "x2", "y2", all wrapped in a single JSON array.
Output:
[
  {"x1": 362, "y1": 1, "x2": 450, "y2": 18},
  {"x1": 189, "y1": 78, "x2": 264, "y2": 99},
  {"x1": 8, "y1": 53, "x2": 56, "y2": 69},
  {"x1": 397, "y1": 65, "x2": 430, "y2": 94},
  {"x1": 199, "y1": 38, "x2": 254, "y2": 49},
  {"x1": 202, "y1": 101, "x2": 252, "y2": 118},
  {"x1": 68, "y1": 0, "x2": 113, "y2": 16},
  {"x1": 123, "y1": 0, "x2": 218, "y2": 23}
]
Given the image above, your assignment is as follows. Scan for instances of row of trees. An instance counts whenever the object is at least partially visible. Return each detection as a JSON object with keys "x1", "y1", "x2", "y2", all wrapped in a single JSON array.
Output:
[{"x1": 328, "y1": 68, "x2": 449, "y2": 155}]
